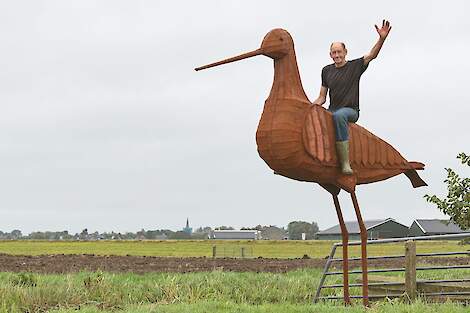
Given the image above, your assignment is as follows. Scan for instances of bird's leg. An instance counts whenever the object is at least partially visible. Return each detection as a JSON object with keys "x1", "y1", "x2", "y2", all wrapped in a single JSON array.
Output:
[
  {"x1": 332, "y1": 194, "x2": 351, "y2": 305},
  {"x1": 351, "y1": 192, "x2": 369, "y2": 307}
]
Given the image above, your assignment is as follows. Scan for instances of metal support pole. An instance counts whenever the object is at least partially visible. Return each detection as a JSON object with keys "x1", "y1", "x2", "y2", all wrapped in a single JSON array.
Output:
[
  {"x1": 351, "y1": 192, "x2": 369, "y2": 307},
  {"x1": 332, "y1": 194, "x2": 351, "y2": 305}
]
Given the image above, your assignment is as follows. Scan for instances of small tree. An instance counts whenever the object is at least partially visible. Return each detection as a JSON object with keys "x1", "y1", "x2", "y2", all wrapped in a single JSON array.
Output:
[
  {"x1": 79, "y1": 228, "x2": 89, "y2": 240},
  {"x1": 287, "y1": 221, "x2": 318, "y2": 240},
  {"x1": 10, "y1": 230, "x2": 23, "y2": 239},
  {"x1": 424, "y1": 153, "x2": 470, "y2": 229}
]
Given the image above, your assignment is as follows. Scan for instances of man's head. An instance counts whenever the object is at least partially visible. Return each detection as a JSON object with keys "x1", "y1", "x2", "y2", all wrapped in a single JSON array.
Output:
[{"x1": 330, "y1": 42, "x2": 347, "y2": 67}]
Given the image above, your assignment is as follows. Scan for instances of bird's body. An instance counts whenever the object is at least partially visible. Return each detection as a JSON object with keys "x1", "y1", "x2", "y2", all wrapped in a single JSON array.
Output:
[{"x1": 254, "y1": 29, "x2": 426, "y2": 192}]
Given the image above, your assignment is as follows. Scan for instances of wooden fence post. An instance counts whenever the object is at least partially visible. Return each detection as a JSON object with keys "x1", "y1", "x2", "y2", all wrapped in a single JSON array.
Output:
[
  {"x1": 241, "y1": 247, "x2": 245, "y2": 258},
  {"x1": 212, "y1": 246, "x2": 216, "y2": 258},
  {"x1": 405, "y1": 240, "x2": 417, "y2": 300}
]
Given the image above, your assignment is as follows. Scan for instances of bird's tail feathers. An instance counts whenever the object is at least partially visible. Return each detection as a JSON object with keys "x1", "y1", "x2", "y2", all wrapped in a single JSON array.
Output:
[
  {"x1": 409, "y1": 161, "x2": 425, "y2": 170},
  {"x1": 405, "y1": 169, "x2": 427, "y2": 188}
]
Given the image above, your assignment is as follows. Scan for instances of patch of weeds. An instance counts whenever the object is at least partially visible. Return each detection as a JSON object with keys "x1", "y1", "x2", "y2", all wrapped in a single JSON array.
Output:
[
  {"x1": 83, "y1": 271, "x2": 105, "y2": 290},
  {"x1": 10, "y1": 272, "x2": 38, "y2": 287}
]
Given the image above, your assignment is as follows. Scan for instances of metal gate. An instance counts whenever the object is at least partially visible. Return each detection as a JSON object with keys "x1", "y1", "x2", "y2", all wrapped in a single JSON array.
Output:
[{"x1": 314, "y1": 233, "x2": 470, "y2": 302}]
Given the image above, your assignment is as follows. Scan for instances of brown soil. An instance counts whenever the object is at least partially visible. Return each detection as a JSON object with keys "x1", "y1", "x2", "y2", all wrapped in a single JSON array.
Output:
[{"x1": 0, "y1": 254, "x2": 468, "y2": 274}]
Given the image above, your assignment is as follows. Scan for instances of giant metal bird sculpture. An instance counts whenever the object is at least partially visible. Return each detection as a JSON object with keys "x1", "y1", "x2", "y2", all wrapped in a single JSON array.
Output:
[{"x1": 195, "y1": 28, "x2": 427, "y2": 306}]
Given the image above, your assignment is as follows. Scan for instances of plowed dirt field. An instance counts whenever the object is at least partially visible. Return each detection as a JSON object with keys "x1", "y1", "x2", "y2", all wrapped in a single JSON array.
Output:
[{"x1": 0, "y1": 254, "x2": 468, "y2": 274}]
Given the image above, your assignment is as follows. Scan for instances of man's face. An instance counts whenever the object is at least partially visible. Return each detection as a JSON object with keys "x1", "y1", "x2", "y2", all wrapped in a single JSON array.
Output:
[{"x1": 330, "y1": 43, "x2": 347, "y2": 65}]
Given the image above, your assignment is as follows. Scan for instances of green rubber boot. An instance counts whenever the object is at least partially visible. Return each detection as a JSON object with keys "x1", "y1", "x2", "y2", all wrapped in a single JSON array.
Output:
[{"x1": 336, "y1": 141, "x2": 353, "y2": 175}]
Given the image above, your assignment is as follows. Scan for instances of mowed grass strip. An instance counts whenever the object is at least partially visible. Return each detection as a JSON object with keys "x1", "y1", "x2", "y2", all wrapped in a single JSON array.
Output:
[{"x1": 0, "y1": 240, "x2": 467, "y2": 258}]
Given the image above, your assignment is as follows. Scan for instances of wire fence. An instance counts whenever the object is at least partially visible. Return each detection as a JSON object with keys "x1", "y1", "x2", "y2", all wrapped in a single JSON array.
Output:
[{"x1": 211, "y1": 245, "x2": 254, "y2": 258}]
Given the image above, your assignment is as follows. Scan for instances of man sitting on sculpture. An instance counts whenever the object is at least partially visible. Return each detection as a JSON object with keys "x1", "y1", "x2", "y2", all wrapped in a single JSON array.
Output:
[{"x1": 312, "y1": 20, "x2": 392, "y2": 174}]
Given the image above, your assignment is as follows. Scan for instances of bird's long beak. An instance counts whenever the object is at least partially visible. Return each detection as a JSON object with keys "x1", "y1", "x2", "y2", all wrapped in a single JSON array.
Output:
[{"x1": 195, "y1": 48, "x2": 264, "y2": 71}]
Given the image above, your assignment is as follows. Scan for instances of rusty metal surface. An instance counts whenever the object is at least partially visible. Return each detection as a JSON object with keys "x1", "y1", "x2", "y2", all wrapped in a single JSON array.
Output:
[
  {"x1": 333, "y1": 194, "x2": 351, "y2": 304},
  {"x1": 303, "y1": 105, "x2": 411, "y2": 169}
]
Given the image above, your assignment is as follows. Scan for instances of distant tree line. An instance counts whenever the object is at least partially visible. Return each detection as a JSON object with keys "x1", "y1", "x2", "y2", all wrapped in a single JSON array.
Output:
[
  {"x1": 0, "y1": 230, "x2": 23, "y2": 240},
  {"x1": 0, "y1": 220, "x2": 320, "y2": 240}
]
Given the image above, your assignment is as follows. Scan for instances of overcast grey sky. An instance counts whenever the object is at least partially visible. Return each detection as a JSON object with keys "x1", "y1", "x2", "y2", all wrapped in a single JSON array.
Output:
[{"x1": 0, "y1": 1, "x2": 468, "y2": 234}]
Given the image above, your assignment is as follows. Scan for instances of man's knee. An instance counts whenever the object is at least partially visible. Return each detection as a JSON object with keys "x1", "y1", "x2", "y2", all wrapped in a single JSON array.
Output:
[{"x1": 332, "y1": 110, "x2": 347, "y2": 123}]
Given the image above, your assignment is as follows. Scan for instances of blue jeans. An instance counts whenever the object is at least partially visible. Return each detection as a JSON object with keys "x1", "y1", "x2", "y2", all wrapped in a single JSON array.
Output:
[{"x1": 329, "y1": 107, "x2": 359, "y2": 141}]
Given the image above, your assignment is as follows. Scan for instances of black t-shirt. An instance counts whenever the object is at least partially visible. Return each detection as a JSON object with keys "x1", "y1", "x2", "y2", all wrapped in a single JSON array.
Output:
[{"x1": 321, "y1": 57, "x2": 368, "y2": 111}]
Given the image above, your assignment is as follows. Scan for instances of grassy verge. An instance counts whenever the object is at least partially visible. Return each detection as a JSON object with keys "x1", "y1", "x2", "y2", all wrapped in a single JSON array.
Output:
[
  {"x1": 49, "y1": 301, "x2": 470, "y2": 313},
  {"x1": 0, "y1": 268, "x2": 469, "y2": 312}
]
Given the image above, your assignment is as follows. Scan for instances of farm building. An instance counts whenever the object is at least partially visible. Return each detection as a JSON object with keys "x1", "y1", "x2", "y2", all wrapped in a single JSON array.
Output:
[
  {"x1": 210, "y1": 230, "x2": 260, "y2": 240},
  {"x1": 408, "y1": 219, "x2": 470, "y2": 237},
  {"x1": 315, "y1": 218, "x2": 409, "y2": 240}
]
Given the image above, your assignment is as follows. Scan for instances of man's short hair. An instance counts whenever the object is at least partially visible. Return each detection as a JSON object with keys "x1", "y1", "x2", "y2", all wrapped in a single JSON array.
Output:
[{"x1": 330, "y1": 42, "x2": 346, "y2": 50}]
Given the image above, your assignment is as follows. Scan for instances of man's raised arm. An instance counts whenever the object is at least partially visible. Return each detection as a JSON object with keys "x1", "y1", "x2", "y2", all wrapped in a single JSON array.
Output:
[{"x1": 364, "y1": 20, "x2": 392, "y2": 65}]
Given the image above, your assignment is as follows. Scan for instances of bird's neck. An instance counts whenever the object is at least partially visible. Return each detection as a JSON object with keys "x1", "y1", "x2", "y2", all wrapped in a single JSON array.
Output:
[{"x1": 267, "y1": 50, "x2": 310, "y2": 103}]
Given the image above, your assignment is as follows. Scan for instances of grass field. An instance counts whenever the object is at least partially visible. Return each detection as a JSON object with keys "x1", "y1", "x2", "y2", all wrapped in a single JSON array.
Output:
[
  {"x1": 0, "y1": 239, "x2": 467, "y2": 258},
  {"x1": 1, "y1": 268, "x2": 470, "y2": 313},
  {"x1": 1, "y1": 240, "x2": 469, "y2": 312}
]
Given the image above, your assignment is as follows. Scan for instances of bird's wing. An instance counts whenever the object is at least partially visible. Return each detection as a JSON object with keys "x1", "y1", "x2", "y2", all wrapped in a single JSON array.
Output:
[
  {"x1": 302, "y1": 105, "x2": 409, "y2": 169},
  {"x1": 302, "y1": 105, "x2": 337, "y2": 166},
  {"x1": 349, "y1": 122, "x2": 409, "y2": 168}
]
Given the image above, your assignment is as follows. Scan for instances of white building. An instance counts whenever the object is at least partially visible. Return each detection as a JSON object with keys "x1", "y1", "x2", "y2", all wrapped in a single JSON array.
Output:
[{"x1": 210, "y1": 230, "x2": 260, "y2": 240}]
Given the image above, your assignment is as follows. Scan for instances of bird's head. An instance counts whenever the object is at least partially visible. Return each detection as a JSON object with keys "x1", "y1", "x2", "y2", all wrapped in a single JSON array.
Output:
[
  {"x1": 259, "y1": 28, "x2": 293, "y2": 59},
  {"x1": 195, "y1": 28, "x2": 293, "y2": 71}
]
